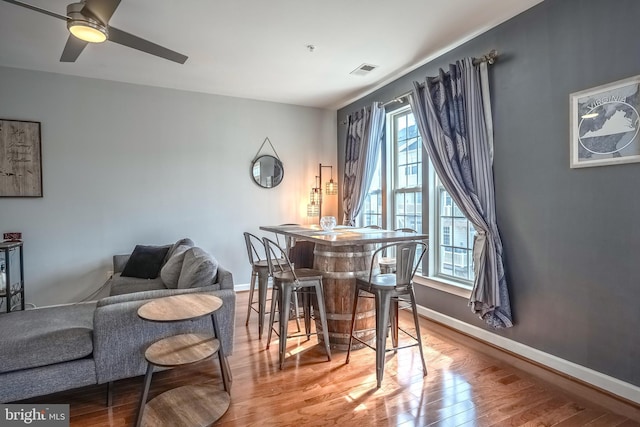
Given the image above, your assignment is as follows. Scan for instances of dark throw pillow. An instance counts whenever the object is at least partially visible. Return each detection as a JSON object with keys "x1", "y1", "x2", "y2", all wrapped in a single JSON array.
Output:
[{"x1": 121, "y1": 244, "x2": 171, "y2": 279}]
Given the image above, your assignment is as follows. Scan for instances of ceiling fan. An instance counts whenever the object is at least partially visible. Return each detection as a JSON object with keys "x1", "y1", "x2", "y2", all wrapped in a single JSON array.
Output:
[{"x1": 1, "y1": 0, "x2": 188, "y2": 64}]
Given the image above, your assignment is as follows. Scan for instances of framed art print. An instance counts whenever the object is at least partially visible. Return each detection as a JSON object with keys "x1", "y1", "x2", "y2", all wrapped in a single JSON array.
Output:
[
  {"x1": 570, "y1": 75, "x2": 640, "y2": 168},
  {"x1": 0, "y1": 119, "x2": 42, "y2": 197}
]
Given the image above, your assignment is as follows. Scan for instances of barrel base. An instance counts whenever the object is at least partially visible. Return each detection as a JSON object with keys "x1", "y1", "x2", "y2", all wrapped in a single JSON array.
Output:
[{"x1": 313, "y1": 243, "x2": 378, "y2": 351}]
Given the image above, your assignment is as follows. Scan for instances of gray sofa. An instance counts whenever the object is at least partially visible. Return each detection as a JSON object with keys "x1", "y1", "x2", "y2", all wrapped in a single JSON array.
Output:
[{"x1": 0, "y1": 241, "x2": 235, "y2": 404}]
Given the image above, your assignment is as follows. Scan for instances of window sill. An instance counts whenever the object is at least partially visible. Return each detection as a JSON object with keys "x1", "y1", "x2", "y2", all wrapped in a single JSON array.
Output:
[{"x1": 414, "y1": 275, "x2": 472, "y2": 299}]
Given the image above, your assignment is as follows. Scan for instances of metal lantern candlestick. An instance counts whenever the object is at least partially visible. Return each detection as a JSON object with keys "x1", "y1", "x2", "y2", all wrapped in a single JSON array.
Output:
[
  {"x1": 307, "y1": 176, "x2": 321, "y2": 217},
  {"x1": 307, "y1": 163, "x2": 338, "y2": 222}
]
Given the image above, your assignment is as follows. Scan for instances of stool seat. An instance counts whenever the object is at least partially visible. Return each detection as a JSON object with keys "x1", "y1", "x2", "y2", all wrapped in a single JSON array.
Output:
[
  {"x1": 273, "y1": 268, "x2": 323, "y2": 282},
  {"x1": 252, "y1": 260, "x2": 270, "y2": 269},
  {"x1": 357, "y1": 273, "x2": 398, "y2": 288}
]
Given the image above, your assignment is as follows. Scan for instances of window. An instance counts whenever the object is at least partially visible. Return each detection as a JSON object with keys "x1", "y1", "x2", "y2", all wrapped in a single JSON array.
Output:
[
  {"x1": 357, "y1": 106, "x2": 475, "y2": 289},
  {"x1": 392, "y1": 111, "x2": 422, "y2": 233}
]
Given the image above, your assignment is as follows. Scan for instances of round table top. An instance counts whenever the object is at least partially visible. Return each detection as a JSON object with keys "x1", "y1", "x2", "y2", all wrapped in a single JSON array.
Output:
[
  {"x1": 145, "y1": 333, "x2": 219, "y2": 367},
  {"x1": 141, "y1": 384, "x2": 230, "y2": 427},
  {"x1": 137, "y1": 293, "x2": 222, "y2": 322}
]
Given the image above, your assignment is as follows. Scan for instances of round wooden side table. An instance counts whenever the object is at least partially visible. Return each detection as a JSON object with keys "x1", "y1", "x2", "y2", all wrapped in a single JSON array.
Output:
[{"x1": 134, "y1": 293, "x2": 232, "y2": 427}]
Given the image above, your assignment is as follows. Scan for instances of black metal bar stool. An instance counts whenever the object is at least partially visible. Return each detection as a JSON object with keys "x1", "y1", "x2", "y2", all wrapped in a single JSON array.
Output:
[
  {"x1": 243, "y1": 232, "x2": 272, "y2": 338},
  {"x1": 346, "y1": 241, "x2": 428, "y2": 388},
  {"x1": 263, "y1": 237, "x2": 332, "y2": 370}
]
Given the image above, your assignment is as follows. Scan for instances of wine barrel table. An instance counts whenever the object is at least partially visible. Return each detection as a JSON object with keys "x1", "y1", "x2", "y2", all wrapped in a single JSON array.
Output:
[{"x1": 260, "y1": 224, "x2": 428, "y2": 351}]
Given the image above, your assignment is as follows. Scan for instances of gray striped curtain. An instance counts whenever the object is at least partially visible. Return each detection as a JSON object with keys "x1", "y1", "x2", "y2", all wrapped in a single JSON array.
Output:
[
  {"x1": 409, "y1": 58, "x2": 512, "y2": 328},
  {"x1": 342, "y1": 103, "x2": 385, "y2": 226}
]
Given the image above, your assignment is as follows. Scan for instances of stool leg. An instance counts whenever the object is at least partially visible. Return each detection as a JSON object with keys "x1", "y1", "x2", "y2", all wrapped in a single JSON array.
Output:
[
  {"x1": 376, "y1": 290, "x2": 392, "y2": 389},
  {"x1": 258, "y1": 268, "x2": 269, "y2": 339},
  {"x1": 266, "y1": 286, "x2": 279, "y2": 350},
  {"x1": 279, "y1": 285, "x2": 293, "y2": 370},
  {"x1": 345, "y1": 285, "x2": 361, "y2": 364},
  {"x1": 313, "y1": 281, "x2": 331, "y2": 361},
  {"x1": 409, "y1": 287, "x2": 427, "y2": 375},
  {"x1": 391, "y1": 297, "x2": 399, "y2": 352},
  {"x1": 292, "y1": 291, "x2": 301, "y2": 333},
  {"x1": 245, "y1": 271, "x2": 257, "y2": 326},
  {"x1": 303, "y1": 290, "x2": 311, "y2": 339}
]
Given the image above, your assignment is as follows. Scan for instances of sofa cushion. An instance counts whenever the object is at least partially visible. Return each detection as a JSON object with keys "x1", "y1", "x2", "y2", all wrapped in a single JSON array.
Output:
[
  {"x1": 160, "y1": 244, "x2": 191, "y2": 289},
  {"x1": 109, "y1": 272, "x2": 166, "y2": 296},
  {"x1": 121, "y1": 244, "x2": 171, "y2": 279},
  {"x1": 0, "y1": 302, "x2": 96, "y2": 374},
  {"x1": 164, "y1": 238, "x2": 195, "y2": 263},
  {"x1": 177, "y1": 247, "x2": 219, "y2": 289}
]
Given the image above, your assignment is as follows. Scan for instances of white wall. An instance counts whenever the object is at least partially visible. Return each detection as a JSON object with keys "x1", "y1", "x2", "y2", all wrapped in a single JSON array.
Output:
[{"x1": 0, "y1": 66, "x2": 337, "y2": 306}]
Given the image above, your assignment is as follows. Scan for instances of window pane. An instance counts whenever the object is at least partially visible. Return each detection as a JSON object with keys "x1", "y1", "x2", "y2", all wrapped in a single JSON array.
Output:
[
  {"x1": 440, "y1": 190, "x2": 452, "y2": 216},
  {"x1": 357, "y1": 142, "x2": 382, "y2": 227},
  {"x1": 468, "y1": 222, "x2": 476, "y2": 249},
  {"x1": 453, "y1": 201, "x2": 465, "y2": 217},
  {"x1": 440, "y1": 217, "x2": 452, "y2": 246},
  {"x1": 454, "y1": 218, "x2": 470, "y2": 248},
  {"x1": 435, "y1": 186, "x2": 475, "y2": 283},
  {"x1": 440, "y1": 246, "x2": 453, "y2": 276},
  {"x1": 396, "y1": 165, "x2": 407, "y2": 188}
]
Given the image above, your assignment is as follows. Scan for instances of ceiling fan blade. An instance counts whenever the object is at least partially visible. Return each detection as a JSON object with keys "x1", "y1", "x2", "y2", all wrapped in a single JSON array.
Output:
[
  {"x1": 82, "y1": 0, "x2": 121, "y2": 25},
  {"x1": 60, "y1": 35, "x2": 89, "y2": 62},
  {"x1": 108, "y1": 26, "x2": 188, "y2": 64},
  {"x1": 1, "y1": 0, "x2": 68, "y2": 20}
]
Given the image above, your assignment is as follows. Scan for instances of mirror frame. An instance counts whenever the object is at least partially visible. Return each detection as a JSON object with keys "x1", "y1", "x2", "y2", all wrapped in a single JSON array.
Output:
[{"x1": 251, "y1": 155, "x2": 284, "y2": 188}]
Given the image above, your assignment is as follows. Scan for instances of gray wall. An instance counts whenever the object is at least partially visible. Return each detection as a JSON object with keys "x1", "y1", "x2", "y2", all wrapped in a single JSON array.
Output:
[
  {"x1": 0, "y1": 66, "x2": 336, "y2": 306},
  {"x1": 337, "y1": 0, "x2": 640, "y2": 387}
]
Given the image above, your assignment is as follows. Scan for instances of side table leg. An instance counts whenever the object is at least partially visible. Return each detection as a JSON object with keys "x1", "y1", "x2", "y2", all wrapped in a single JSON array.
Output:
[
  {"x1": 134, "y1": 363, "x2": 154, "y2": 427},
  {"x1": 211, "y1": 314, "x2": 232, "y2": 391}
]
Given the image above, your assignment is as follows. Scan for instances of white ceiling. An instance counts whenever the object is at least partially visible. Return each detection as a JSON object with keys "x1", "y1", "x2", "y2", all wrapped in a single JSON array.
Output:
[{"x1": 0, "y1": 0, "x2": 543, "y2": 110}]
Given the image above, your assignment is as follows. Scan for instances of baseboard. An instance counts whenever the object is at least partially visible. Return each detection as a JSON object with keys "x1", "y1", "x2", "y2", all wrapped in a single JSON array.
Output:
[
  {"x1": 235, "y1": 283, "x2": 251, "y2": 292},
  {"x1": 416, "y1": 305, "x2": 640, "y2": 407}
]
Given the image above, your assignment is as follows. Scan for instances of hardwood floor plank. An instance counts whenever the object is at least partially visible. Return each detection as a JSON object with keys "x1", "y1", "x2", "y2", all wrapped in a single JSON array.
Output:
[
  {"x1": 15, "y1": 290, "x2": 639, "y2": 426},
  {"x1": 583, "y1": 413, "x2": 635, "y2": 426},
  {"x1": 551, "y1": 408, "x2": 608, "y2": 427}
]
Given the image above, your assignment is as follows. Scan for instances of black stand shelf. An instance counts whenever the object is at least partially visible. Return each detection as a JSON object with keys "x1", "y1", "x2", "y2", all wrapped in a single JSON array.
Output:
[{"x1": 0, "y1": 241, "x2": 25, "y2": 313}]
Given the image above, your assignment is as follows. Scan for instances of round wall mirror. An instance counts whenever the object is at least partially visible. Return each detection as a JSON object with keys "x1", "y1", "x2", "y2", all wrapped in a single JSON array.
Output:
[{"x1": 251, "y1": 155, "x2": 284, "y2": 188}]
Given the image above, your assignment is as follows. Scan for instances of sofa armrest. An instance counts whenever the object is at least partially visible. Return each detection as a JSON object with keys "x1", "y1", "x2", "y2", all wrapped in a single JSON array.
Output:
[
  {"x1": 215, "y1": 265, "x2": 234, "y2": 291},
  {"x1": 112, "y1": 254, "x2": 130, "y2": 274},
  {"x1": 93, "y1": 285, "x2": 235, "y2": 384}
]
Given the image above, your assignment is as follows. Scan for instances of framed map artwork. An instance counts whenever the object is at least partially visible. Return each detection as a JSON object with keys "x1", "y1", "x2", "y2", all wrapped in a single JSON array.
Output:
[
  {"x1": 570, "y1": 75, "x2": 640, "y2": 168},
  {"x1": 0, "y1": 119, "x2": 42, "y2": 197}
]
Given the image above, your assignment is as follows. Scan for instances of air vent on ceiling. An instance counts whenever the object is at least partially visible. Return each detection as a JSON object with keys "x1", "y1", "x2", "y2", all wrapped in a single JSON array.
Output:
[{"x1": 350, "y1": 63, "x2": 378, "y2": 76}]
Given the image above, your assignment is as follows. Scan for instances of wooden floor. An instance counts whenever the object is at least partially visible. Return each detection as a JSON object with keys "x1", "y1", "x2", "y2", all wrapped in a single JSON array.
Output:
[{"x1": 23, "y1": 291, "x2": 640, "y2": 426}]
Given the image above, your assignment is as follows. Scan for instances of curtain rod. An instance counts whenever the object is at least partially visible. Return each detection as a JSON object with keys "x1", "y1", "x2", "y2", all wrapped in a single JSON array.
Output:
[{"x1": 341, "y1": 49, "x2": 498, "y2": 124}]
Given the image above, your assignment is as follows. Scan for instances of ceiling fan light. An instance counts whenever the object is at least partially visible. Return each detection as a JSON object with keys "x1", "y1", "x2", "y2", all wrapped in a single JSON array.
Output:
[{"x1": 68, "y1": 20, "x2": 108, "y2": 43}]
